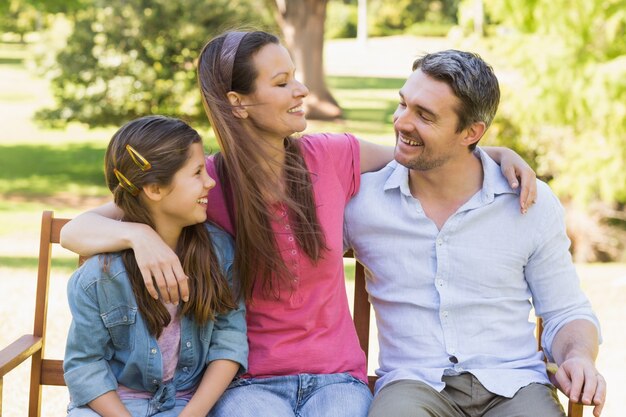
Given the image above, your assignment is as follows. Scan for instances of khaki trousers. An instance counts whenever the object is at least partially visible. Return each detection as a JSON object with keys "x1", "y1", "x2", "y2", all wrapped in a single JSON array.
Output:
[{"x1": 368, "y1": 373, "x2": 565, "y2": 417}]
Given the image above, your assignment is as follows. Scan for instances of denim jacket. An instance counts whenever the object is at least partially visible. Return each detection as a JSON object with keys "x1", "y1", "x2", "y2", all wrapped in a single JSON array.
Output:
[{"x1": 63, "y1": 224, "x2": 248, "y2": 409}]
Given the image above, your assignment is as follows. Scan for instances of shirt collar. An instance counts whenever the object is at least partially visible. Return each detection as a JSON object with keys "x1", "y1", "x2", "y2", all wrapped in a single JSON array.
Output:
[
  {"x1": 383, "y1": 161, "x2": 413, "y2": 197},
  {"x1": 381, "y1": 148, "x2": 519, "y2": 202},
  {"x1": 474, "y1": 147, "x2": 519, "y2": 205}
]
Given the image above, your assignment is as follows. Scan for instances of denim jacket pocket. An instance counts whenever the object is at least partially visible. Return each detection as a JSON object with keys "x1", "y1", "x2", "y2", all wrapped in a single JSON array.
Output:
[{"x1": 101, "y1": 305, "x2": 137, "y2": 350}]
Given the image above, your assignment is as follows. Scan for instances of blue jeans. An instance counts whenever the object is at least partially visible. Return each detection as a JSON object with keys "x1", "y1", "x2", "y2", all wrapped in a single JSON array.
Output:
[
  {"x1": 67, "y1": 398, "x2": 190, "y2": 416},
  {"x1": 209, "y1": 373, "x2": 373, "y2": 417}
]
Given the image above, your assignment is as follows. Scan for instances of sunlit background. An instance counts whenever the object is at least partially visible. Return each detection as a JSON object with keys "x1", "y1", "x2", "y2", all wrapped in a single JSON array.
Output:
[{"x1": 1, "y1": 0, "x2": 625, "y2": 416}]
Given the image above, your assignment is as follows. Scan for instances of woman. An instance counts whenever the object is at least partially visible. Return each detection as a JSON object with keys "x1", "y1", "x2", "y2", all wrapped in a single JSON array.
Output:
[{"x1": 61, "y1": 31, "x2": 537, "y2": 416}]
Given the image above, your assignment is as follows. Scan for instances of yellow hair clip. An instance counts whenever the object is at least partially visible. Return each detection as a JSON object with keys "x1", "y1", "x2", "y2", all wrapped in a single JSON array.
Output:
[
  {"x1": 114, "y1": 168, "x2": 140, "y2": 196},
  {"x1": 126, "y1": 144, "x2": 152, "y2": 171}
]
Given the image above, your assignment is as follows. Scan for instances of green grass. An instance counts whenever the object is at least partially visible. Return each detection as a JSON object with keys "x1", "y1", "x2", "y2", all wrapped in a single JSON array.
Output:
[
  {"x1": 0, "y1": 256, "x2": 78, "y2": 272},
  {"x1": 0, "y1": 142, "x2": 108, "y2": 197}
]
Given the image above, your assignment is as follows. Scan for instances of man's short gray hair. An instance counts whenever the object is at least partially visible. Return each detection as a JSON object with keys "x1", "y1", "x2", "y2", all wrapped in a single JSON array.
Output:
[{"x1": 412, "y1": 50, "x2": 500, "y2": 142}]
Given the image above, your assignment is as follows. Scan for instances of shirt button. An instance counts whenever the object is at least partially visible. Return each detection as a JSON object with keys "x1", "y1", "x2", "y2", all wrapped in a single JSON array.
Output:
[
  {"x1": 152, "y1": 379, "x2": 158, "y2": 384},
  {"x1": 183, "y1": 367, "x2": 189, "y2": 372},
  {"x1": 442, "y1": 311, "x2": 448, "y2": 317},
  {"x1": 150, "y1": 348, "x2": 157, "y2": 354},
  {"x1": 122, "y1": 315, "x2": 128, "y2": 322},
  {"x1": 436, "y1": 238, "x2": 443, "y2": 246},
  {"x1": 449, "y1": 348, "x2": 456, "y2": 355},
  {"x1": 291, "y1": 250, "x2": 297, "y2": 255},
  {"x1": 449, "y1": 355, "x2": 459, "y2": 364},
  {"x1": 437, "y1": 279, "x2": 444, "y2": 286},
  {"x1": 288, "y1": 237, "x2": 294, "y2": 242},
  {"x1": 285, "y1": 225, "x2": 290, "y2": 230},
  {"x1": 186, "y1": 341, "x2": 192, "y2": 348}
]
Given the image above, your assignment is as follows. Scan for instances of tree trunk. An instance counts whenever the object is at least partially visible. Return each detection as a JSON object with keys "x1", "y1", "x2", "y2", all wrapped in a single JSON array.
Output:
[{"x1": 271, "y1": 0, "x2": 342, "y2": 120}]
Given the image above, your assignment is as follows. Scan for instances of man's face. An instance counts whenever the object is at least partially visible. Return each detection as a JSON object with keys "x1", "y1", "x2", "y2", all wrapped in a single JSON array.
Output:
[{"x1": 393, "y1": 69, "x2": 469, "y2": 171}]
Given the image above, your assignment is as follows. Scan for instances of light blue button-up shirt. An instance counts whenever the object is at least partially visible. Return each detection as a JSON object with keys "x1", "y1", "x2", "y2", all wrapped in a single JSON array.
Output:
[
  {"x1": 344, "y1": 148, "x2": 600, "y2": 397},
  {"x1": 63, "y1": 224, "x2": 248, "y2": 408}
]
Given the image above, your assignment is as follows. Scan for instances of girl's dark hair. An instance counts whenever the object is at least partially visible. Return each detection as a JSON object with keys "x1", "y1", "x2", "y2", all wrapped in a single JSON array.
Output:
[
  {"x1": 104, "y1": 115, "x2": 235, "y2": 336},
  {"x1": 197, "y1": 31, "x2": 327, "y2": 301}
]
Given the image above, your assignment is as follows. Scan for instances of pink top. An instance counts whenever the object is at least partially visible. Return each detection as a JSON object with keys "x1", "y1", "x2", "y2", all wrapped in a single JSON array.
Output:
[
  {"x1": 205, "y1": 133, "x2": 366, "y2": 382},
  {"x1": 118, "y1": 304, "x2": 193, "y2": 400}
]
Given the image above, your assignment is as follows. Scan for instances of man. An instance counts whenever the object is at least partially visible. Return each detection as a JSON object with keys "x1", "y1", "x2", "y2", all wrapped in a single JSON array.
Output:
[{"x1": 344, "y1": 50, "x2": 605, "y2": 417}]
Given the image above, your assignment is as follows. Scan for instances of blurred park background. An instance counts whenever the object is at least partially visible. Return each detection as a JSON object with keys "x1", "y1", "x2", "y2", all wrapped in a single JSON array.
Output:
[{"x1": 0, "y1": 0, "x2": 625, "y2": 416}]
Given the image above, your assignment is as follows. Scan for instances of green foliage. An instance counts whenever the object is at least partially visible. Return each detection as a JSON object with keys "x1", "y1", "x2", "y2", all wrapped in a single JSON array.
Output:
[
  {"x1": 406, "y1": 21, "x2": 454, "y2": 37},
  {"x1": 0, "y1": 0, "x2": 40, "y2": 39},
  {"x1": 326, "y1": 1, "x2": 357, "y2": 39},
  {"x1": 36, "y1": 0, "x2": 274, "y2": 127},
  {"x1": 0, "y1": 0, "x2": 89, "y2": 38},
  {"x1": 484, "y1": 0, "x2": 626, "y2": 207},
  {"x1": 368, "y1": 0, "x2": 459, "y2": 36},
  {"x1": 480, "y1": 0, "x2": 626, "y2": 260}
]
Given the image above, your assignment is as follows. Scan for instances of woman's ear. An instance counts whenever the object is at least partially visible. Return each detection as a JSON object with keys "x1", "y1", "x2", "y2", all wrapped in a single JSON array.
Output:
[
  {"x1": 227, "y1": 92, "x2": 248, "y2": 119},
  {"x1": 142, "y1": 183, "x2": 163, "y2": 202}
]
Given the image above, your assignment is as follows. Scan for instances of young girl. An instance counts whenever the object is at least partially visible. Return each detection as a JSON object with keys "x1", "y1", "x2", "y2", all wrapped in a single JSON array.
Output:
[
  {"x1": 63, "y1": 115, "x2": 247, "y2": 417},
  {"x1": 61, "y1": 32, "x2": 537, "y2": 417}
]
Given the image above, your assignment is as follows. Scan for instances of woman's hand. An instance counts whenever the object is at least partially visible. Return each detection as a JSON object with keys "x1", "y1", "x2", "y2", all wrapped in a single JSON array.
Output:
[
  {"x1": 60, "y1": 202, "x2": 189, "y2": 304},
  {"x1": 483, "y1": 147, "x2": 537, "y2": 213},
  {"x1": 130, "y1": 225, "x2": 189, "y2": 304}
]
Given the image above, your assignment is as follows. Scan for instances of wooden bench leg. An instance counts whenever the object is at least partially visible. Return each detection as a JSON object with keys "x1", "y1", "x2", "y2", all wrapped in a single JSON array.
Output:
[
  {"x1": 0, "y1": 376, "x2": 3, "y2": 417},
  {"x1": 568, "y1": 401, "x2": 583, "y2": 417}
]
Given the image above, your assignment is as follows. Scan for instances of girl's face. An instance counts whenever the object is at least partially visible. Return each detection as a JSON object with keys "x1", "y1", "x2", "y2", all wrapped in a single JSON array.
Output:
[
  {"x1": 155, "y1": 142, "x2": 215, "y2": 233},
  {"x1": 238, "y1": 43, "x2": 309, "y2": 144}
]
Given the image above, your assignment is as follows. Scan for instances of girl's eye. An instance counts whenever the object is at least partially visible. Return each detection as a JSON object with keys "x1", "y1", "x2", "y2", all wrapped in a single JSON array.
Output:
[
  {"x1": 398, "y1": 102, "x2": 406, "y2": 108},
  {"x1": 277, "y1": 83, "x2": 287, "y2": 87}
]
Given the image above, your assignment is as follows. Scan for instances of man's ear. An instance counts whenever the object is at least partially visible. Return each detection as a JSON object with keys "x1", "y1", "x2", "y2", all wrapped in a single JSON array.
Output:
[
  {"x1": 461, "y1": 121, "x2": 486, "y2": 148},
  {"x1": 227, "y1": 92, "x2": 248, "y2": 119},
  {"x1": 142, "y1": 183, "x2": 163, "y2": 202}
]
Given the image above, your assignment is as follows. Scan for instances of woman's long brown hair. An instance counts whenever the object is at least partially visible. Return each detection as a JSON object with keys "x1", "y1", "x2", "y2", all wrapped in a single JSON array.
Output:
[
  {"x1": 104, "y1": 115, "x2": 236, "y2": 337},
  {"x1": 197, "y1": 31, "x2": 328, "y2": 301}
]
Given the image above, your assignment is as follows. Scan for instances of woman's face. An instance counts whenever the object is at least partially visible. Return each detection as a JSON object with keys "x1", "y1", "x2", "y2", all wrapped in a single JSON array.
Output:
[{"x1": 238, "y1": 43, "x2": 309, "y2": 144}]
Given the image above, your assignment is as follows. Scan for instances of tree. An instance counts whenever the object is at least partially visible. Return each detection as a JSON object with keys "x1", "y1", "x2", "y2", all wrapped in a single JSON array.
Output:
[
  {"x1": 36, "y1": 0, "x2": 273, "y2": 127},
  {"x1": 268, "y1": 0, "x2": 342, "y2": 120}
]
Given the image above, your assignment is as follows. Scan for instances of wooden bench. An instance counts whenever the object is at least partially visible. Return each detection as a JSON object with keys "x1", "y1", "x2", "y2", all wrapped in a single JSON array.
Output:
[
  {"x1": 0, "y1": 211, "x2": 584, "y2": 416},
  {"x1": 345, "y1": 250, "x2": 585, "y2": 417},
  {"x1": 0, "y1": 211, "x2": 81, "y2": 417}
]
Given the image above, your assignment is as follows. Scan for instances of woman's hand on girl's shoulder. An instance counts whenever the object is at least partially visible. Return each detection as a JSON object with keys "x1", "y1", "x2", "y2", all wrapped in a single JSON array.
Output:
[{"x1": 131, "y1": 225, "x2": 189, "y2": 304}]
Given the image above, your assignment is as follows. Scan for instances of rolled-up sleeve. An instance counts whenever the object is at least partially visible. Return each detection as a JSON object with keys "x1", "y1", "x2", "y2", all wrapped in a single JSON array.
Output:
[
  {"x1": 64, "y1": 268, "x2": 118, "y2": 406},
  {"x1": 525, "y1": 190, "x2": 601, "y2": 361}
]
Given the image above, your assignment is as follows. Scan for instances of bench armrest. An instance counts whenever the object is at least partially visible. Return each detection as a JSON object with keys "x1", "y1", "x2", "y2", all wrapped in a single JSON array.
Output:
[{"x1": 0, "y1": 335, "x2": 43, "y2": 377}]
